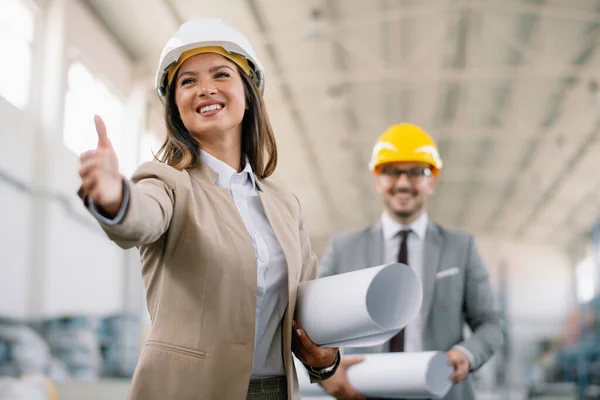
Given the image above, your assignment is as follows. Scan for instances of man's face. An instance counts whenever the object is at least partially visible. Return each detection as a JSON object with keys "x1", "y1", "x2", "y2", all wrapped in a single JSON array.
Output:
[{"x1": 374, "y1": 162, "x2": 436, "y2": 222}]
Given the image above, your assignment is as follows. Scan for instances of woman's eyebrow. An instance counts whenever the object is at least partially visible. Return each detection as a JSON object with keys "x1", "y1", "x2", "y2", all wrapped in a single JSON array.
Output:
[
  {"x1": 179, "y1": 65, "x2": 234, "y2": 81},
  {"x1": 209, "y1": 65, "x2": 234, "y2": 73},
  {"x1": 178, "y1": 70, "x2": 198, "y2": 79}
]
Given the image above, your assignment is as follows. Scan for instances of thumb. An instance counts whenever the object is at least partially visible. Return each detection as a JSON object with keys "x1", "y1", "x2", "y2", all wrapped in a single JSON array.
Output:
[
  {"x1": 447, "y1": 354, "x2": 460, "y2": 367},
  {"x1": 94, "y1": 115, "x2": 111, "y2": 148},
  {"x1": 341, "y1": 355, "x2": 365, "y2": 368}
]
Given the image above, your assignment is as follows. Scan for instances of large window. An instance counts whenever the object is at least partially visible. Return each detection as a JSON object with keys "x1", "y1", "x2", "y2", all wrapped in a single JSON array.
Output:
[
  {"x1": 0, "y1": 0, "x2": 35, "y2": 109},
  {"x1": 576, "y1": 256, "x2": 597, "y2": 303},
  {"x1": 63, "y1": 62, "x2": 125, "y2": 159}
]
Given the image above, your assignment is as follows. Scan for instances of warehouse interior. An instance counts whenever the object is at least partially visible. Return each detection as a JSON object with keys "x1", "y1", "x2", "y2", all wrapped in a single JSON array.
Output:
[{"x1": 2, "y1": 0, "x2": 600, "y2": 399}]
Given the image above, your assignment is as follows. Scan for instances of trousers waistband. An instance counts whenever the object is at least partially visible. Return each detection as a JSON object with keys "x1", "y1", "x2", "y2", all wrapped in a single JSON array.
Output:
[{"x1": 247, "y1": 376, "x2": 287, "y2": 394}]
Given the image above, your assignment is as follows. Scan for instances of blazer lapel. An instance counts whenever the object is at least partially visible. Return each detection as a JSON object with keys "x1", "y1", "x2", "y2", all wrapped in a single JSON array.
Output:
[
  {"x1": 421, "y1": 221, "x2": 444, "y2": 324},
  {"x1": 188, "y1": 164, "x2": 258, "y2": 324},
  {"x1": 257, "y1": 185, "x2": 301, "y2": 289},
  {"x1": 367, "y1": 220, "x2": 384, "y2": 268},
  {"x1": 189, "y1": 165, "x2": 251, "y2": 236}
]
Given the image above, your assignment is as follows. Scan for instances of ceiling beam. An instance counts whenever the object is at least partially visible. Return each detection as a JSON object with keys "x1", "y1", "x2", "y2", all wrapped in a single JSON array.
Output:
[
  {"x1": 459, "y1": 2, "x2": 548, "y2": 230},
  {"x1": 324, "y1": 0, "x2": 373, "y2": 226},
  {"x1": 484, "y1": 25, "x2": 600, "y2": 233},
  {"x1": 251, "y1": 2, "x2": 456, "y2": 48},
  {"x1": 400, "y1": 13, "x2": 456, "y2": 71},
  {"x1": 468, "y1": 0, "x2": 600, "y2": 23},
  {"x1": 433, "y1": 9, "x2": 471, "y2": 225},
  {"x1": 453, "y1": 8, "x2": 487, "y2": 228},
  {"x1": 253, "y1": 0, "x2": 600, "y2": 49},
  {"x1": 380, "y1": 0, "x2": 393, "y2": 129},
  {"x1": 279, "y1": 65, "x2": 600, "y2": 86},
  {"x1": 514, "y1": 118, "x2": 600, "y2": 237},
  {"x1": 482, "y1": 4, "x2": 546, "y2": 65},
  {"x1": 428, "y1": 8, "x2": 463, "y2": 223},
  {"x1": 162, "y1": 0, "x2": 184, "y2": 25},
  {"x1": 346, "y1": 125, "x2": 544, "y2": 141}
]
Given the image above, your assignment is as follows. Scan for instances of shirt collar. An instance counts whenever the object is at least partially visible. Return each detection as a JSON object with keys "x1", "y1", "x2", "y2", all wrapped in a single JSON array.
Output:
[
  {"x1": 200, "y1": 149, "x2": 258, "y2": 190},
  {"x1": 381, "y1": 210, "x2": 429, "y2": 240}
]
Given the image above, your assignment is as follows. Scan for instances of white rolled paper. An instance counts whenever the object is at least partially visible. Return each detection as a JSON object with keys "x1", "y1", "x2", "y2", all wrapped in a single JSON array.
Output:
[
  {"x1": 296, "y1": 263, "x2": 422, "y2": 347},
  {"x1": 294, "y1": 359, "x2": 330, "y2": 397},
  {"x1": 346, "y1": 352, "x2": 453, "y2": 399},
  {"x1": 295, "y1": 352, "x2": 453, "y2": 399}
]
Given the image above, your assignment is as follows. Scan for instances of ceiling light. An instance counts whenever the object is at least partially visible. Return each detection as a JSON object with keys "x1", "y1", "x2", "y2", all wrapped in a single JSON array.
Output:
[{"x1": 303, "y1": 8, "x2": 329, "y2": 40}]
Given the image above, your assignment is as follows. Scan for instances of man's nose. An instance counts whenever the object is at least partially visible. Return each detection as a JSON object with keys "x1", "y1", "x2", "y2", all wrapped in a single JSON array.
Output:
[{"x1": 394, "y1": 173, "x2": 412, "y2": 188}]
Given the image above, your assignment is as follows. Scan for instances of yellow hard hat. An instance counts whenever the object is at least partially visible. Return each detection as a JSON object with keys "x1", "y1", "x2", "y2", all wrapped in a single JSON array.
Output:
[{"x1": 369, "y1": 123, "x2": 443, "y2": 175}]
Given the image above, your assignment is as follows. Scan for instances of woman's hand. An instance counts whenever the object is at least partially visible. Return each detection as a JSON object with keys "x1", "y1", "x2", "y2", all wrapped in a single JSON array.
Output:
[
  {"x1": 292, "y1": 320, "x2": 339, "y2": 368},
  {"x1": 78, "y1": 115, "x2": 123, "y2": 217}
]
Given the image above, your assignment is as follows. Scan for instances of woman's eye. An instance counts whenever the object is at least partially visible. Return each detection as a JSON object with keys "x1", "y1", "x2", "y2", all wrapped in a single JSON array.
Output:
[
  {"x1": 215, "y1": 72, "x2": 230, "y2": 79},
  {"x1": 181, "y1": 78, "x2": 194, "y2": 86}
]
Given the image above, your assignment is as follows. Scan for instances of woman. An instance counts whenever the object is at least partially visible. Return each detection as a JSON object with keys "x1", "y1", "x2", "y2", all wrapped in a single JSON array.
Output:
[{"x1": 78, "y1": 18, "x2": 339, "y2": 400}]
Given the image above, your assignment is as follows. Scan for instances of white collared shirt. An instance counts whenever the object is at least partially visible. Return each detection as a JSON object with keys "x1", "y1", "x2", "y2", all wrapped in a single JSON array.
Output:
[
  {"x1": 381, "y1": 210, "x2": 428, "y2": 353},
  {"x1": 201, "y1": 150, "x2": 288, "y2": 378},
  {"x1": 380, "y1": 211, "x2": 475, "y2": 364}
]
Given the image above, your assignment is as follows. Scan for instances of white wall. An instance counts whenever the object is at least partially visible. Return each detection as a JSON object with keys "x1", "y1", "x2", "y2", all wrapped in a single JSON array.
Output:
[
  {"x1": 474, "y1": 236, "x2": 576, "y2": 387},
  {"x1": 478, "y1": 237, "x2": 575, "y2": 325},
  {"x1": 0, "y1": 0, "x2": 146, "y2": 319},
  {"x1": 0, "y1": 97, "x2": 36, "y2": 318}
]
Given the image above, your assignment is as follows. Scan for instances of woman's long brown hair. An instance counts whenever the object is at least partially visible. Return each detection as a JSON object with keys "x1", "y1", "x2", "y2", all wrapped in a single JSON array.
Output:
[{"x1": 154, "y1": 66, "x2": 277, "y2": 178}]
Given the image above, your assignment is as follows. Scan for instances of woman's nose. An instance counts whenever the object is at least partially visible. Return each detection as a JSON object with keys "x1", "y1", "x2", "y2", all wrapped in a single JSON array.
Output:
[{"x1": 198, "y1": 85, "x2": 217, "y2": 97}]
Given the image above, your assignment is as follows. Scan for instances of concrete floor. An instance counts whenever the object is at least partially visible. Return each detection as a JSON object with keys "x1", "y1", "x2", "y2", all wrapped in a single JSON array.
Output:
[
  {"x1": 56, "y1": 379, "x2": 130, "y2": 400},
  {"x1": 54, "y1": 380, "x2": 579, "y2": 400}
]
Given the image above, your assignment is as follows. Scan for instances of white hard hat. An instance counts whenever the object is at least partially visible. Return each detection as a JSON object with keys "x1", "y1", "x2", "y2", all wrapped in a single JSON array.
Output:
[{"x1": 155, "y1": 18, "x2": 265, "y2": 101}]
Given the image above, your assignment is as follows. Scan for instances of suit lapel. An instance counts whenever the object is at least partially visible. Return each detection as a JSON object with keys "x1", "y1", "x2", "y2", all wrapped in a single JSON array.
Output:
[
  {"x1": 422, "y1": 221, "x2": 444, "y2": 324},
  {"x1": 367, "y1": 220, "x2": 384, "y2": 268}
]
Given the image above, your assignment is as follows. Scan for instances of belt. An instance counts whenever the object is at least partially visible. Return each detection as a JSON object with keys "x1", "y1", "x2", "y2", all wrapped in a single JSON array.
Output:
[{"x1": 247, "y1": 376, "x2": 287, "y2": 395}]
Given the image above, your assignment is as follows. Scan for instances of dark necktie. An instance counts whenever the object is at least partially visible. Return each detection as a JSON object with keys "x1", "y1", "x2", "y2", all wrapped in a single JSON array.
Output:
[{"x1": 389, "y1": 229, "x2": 410, "y2": 352}]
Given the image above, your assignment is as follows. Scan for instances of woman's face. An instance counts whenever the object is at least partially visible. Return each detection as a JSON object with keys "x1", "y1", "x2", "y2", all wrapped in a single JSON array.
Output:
[{"x1": 174, "y1": 52, "x2": 246, "y2": 141}]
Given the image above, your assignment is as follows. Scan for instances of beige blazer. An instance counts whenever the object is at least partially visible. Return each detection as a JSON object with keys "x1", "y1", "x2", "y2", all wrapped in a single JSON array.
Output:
[{"x1": 82, "y1": 161, "x2": 320, "y2": 400}]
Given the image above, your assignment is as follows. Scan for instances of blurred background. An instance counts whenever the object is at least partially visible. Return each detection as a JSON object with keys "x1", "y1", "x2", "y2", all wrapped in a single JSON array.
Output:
[{"x1": 1, "y1": 0, "x2": 600, "y2": 398}]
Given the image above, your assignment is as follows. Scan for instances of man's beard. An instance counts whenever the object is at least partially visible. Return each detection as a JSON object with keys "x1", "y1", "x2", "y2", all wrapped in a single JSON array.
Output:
[
  {"x1": 392, "y1": 207, "x2": 421, "y2": 220},
  {"x1": 388, "y1": 189, "x2": 422, "y2": 220}
]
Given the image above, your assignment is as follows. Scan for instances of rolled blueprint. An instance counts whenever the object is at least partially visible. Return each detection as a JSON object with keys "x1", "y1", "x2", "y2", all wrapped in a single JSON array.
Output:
[
  {"x1": 296, "y1": 263, "x2": 422, "y2": 347},
  {"x1": 295, "y1": 352, "x2": 453, "y2": 399}
]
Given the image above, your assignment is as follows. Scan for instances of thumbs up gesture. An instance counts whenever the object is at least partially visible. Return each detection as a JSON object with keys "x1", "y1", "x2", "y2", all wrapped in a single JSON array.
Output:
[{"x1": 78, "y1": 115, "x2": 124, "y2": 217}]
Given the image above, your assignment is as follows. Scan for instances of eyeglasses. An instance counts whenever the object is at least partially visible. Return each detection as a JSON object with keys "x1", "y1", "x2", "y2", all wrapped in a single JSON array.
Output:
[{"x1": 379, "y1": 167, "x2": 431, "y2": 184}]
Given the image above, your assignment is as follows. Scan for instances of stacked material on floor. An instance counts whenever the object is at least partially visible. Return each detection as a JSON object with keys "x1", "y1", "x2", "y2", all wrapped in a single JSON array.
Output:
[
  {"x1": 0, "y1": 323, "x2": 53, "y2": 378},
  {"x1": 43, "y1": 316, "x2": 101, "y2": 380},
  {"x1": 98, "y1": 314, "x2": 140, "y2": 378},
  {"x1": 0, "y1": 313, "x2": 142, "y2": 382},
  {"x1": 0, "y1": 375, "x2": 58, "y2": 400}
]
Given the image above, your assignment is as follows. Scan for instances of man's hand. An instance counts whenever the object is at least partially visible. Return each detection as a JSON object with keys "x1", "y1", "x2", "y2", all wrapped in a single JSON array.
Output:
[
  {"x1": 320, "y1": 356, "x2": 366, "y2": 400},
  {"x1": 447, "y1": 348, "x2": 471, "y2": 383},
  {"x1": 292, "y1": 321, "x2": 338, "y2": 369}
]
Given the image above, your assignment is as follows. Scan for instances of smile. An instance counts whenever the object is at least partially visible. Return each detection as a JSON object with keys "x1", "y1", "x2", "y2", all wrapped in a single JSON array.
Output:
[{"x1": 199, "y1": 104, "x2": 223, "y2": 114}]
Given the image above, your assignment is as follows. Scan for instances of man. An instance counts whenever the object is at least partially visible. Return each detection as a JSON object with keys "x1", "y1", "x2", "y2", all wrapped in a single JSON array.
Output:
[{"x1": 318, "y1": 123, "x2": 505, "y2": 400}]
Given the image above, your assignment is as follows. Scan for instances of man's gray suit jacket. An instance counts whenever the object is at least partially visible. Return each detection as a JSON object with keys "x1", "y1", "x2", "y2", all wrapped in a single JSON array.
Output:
[{"x1": 319, "y1": 219, "x2": 505, "y2": 400}]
